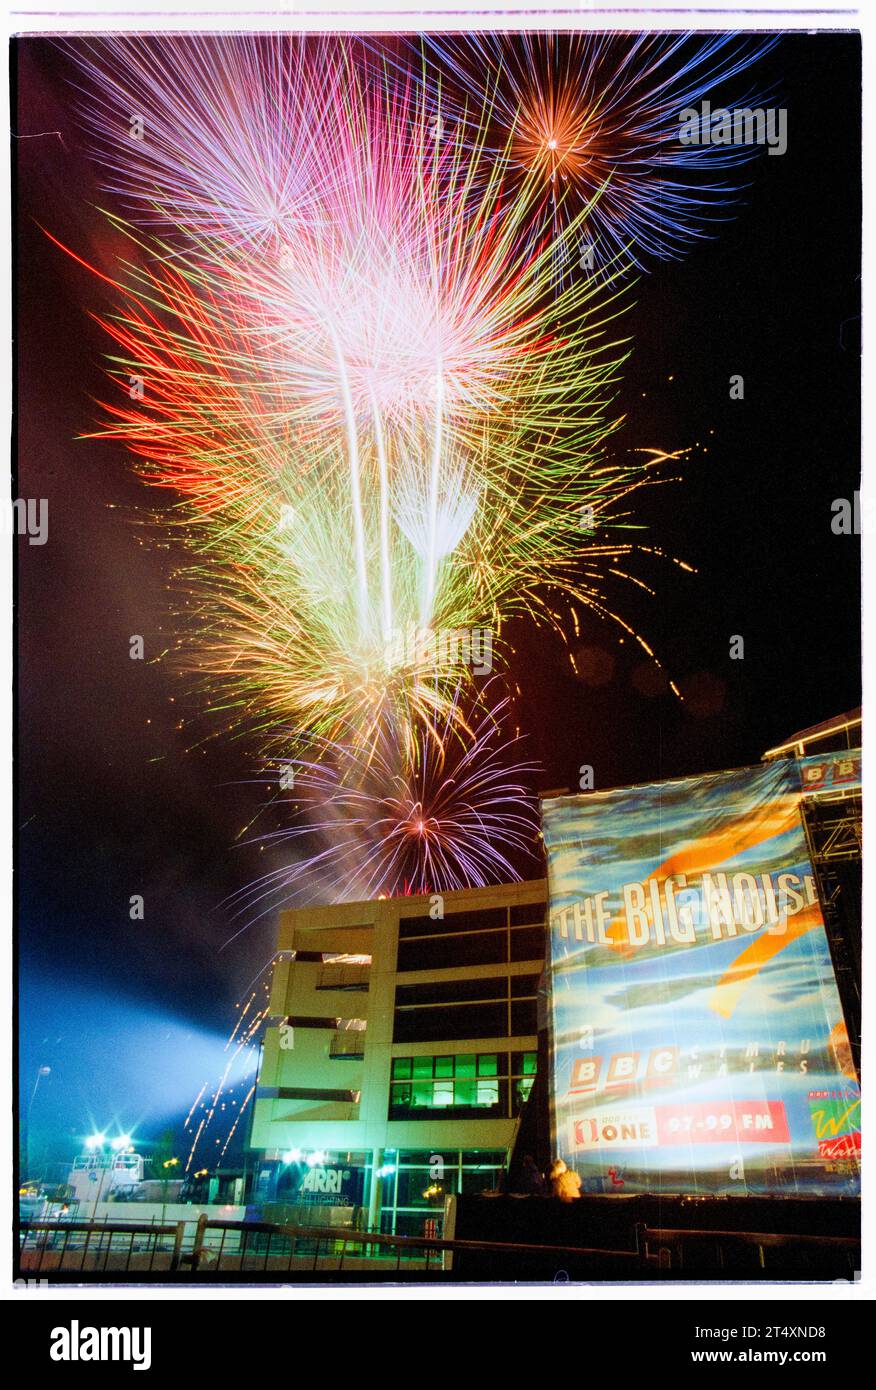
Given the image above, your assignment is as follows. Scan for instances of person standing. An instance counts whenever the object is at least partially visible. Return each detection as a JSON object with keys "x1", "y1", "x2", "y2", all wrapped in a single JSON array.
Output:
[{"x1": 550, "y1": 1158, "x2": 582, "y2": 1202}]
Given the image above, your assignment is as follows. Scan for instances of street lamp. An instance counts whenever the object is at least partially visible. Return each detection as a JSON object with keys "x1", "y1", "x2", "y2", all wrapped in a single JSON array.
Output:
[{"x1": 85, "y1": 1133, "x2": 112, "y2": 1220}]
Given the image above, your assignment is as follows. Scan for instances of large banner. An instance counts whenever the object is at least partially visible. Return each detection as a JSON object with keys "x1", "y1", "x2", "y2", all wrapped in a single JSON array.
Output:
[{"x1": 542, "y1": 754, "x2": 861, "y2": 1197}]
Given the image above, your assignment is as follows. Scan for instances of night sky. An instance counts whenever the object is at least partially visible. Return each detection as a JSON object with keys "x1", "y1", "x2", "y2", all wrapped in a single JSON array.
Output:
[{"x1": 15, "y1": 34, "x2": 861, "y2": 1165}]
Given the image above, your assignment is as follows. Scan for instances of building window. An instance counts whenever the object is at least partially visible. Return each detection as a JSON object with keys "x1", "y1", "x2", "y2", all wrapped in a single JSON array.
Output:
[
  {"x1": 393, "y1": 974, "x2": 540, "y2": 1043},
  {"x1": 388, "y1": 1052, "x2": 536, "y2": 1119},
  {"x1": 397, "y1": 930, "x2": 507, "y2": 972},
  {"x1": 396, "y1": 905, "x2": 546, "y2": 972},
  {"x1": 378, "y1": 1149, "x2": 508, "y2": 1237},
  {"x1": 510, "y1": 902, "x2": 547, "y2": 926},
  {"x1": 398, "y1": 907, "x2": 508, "y2": 939}
]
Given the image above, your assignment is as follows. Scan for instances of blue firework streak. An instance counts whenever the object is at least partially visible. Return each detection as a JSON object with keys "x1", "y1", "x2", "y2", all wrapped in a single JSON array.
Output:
[{"x1": 408, "y1": 31, "x2": 778, "y2": 276}]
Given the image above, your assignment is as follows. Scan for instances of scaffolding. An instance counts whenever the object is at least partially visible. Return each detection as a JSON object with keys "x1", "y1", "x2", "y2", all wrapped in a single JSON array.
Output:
[{"x1": 764, "y1": 710, "x2": 861, "y2": 1077}]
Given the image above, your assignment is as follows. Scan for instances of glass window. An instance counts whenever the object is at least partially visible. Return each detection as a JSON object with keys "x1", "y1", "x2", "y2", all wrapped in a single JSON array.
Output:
[
  {"x1": 511, "y1": 1000, "x2": 538, "y2": 1036},
  {"x1": 513, "y1": 1077, "x2": 534, "y2": 1113},
  {"x1": 396, "y1": 976, "x2": 506, "y2": 1006},
  {"x1": 393, "y1": 1001, "x2": 508, "y2": 1042},
  {"x1": 510, "y1": 926, "x2": 545, "y2": 961},
  {"x1": 398, "y1": 932, "x2": 506, "y2": 971},
  {"x1": 476, "y1": 1080, "x2": 500, "y2": 1108},
  {"x1": 510, "y1": 973, "x2": 540, "y2": 998},
  {"x1": 391, "y1": 1057, "x2": 412, "y2": 1080},
  {"x1": 511, "y1": 1051, "x2": 537, "y2": 1076},
  {"x1": 394, "y1": 1169, "x2": 448, "y2": 1209},
  {"x1": 432, "y1": 1081, "x2": 454, "y2": 1108},
  {"x1": 454, "y1": 1079, "x2": 477, "y2": 1106},
  {"x1": 389, "y1": 1061, "x2": 521, "y2": 1118},
  {"x1": 411, "y1": 1081, "x2": 433, "y2": 1108},
  {"x1": 398, "y1": 906, "x2": 507, "y2": 940},
  {"x1": 509, "y1": 902, "x2": 546, "y2": 926},
  {"x1": 460, "y1": 1166, "x2": 503, "y2": 1195}
]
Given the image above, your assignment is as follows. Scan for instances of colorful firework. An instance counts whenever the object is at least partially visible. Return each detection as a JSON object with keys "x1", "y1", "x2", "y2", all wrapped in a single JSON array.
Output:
[
  {"x1": 62, "y1": 40, "x2": 639, "y2": 754},
  {"x1": 56, "y1": 34, "x2": 771, "y2": 901},
  {"x1": 221, "y1": 691, "x2": 541, "y2": 927},
  {"x1": 416, "y1": 32, "x2": 776, "y2": 275}
]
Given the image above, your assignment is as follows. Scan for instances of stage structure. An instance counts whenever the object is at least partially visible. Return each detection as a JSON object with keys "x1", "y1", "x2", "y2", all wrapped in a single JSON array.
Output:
[{"x1": 764, "y1": 711, "x2": 862, "y2": 1075}]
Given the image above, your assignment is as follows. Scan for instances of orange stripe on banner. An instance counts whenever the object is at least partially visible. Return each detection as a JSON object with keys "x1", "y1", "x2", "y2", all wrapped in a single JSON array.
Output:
[
  {"x1": 708, "y1": 904, "x2": 822, "y2": 1018},
  {"x1": 605, "y1": 794, "x2": 801, "y2": 955},
  {"x1": 651, "y1": 797, "x2": 800, "y2": 881}
]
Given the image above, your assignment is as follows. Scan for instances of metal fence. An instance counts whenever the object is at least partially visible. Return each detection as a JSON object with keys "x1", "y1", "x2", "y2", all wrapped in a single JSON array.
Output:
[
  {"x1": 19, "y1": 1220, "x2": 185, "y2": 1274},
  {"x1": 18, "y1": 1215, "x2": 860, "y2": 1280},
  {"x1": 19, "y1": 1214, "x2": 643, "y2": 1276}
]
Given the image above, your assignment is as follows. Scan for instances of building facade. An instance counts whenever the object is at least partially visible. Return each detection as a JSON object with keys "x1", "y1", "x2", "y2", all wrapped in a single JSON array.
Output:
[{"x1": 248, "y1": 879, "x2": 547, "y2": 1234}]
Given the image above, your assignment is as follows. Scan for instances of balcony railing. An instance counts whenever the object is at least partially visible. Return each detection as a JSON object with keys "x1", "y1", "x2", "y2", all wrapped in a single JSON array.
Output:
[{"x1": 329, "y1": 1031, "x2": 366, "y2": 1059}]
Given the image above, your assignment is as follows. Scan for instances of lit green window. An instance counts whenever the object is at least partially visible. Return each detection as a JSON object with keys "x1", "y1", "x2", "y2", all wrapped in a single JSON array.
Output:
[
  {"x1": 477, "y1": 1053, "x2": 498, "y2": 1077},
  {"x1": 511, "y1": 1051, "x2": 537, "y2": 1076},
  {"x1": 411, "y1": 1081, "x2": 433, "y2": 1107},
  {"x1": 455, "y1": 1054, "x2": 476, "y2": 1078},
  {"x1": 432, "y1": 1081, "x2": 454, "y2": 1107},
  {"x1": 476, "y1": 1080, "x2": 500, "y2": 1107},
  {"x1": 434, "y1": 1056, "x2": 454, "y2": 1078},
  {"x1": 412, "y1": 1056, "x2": 433, "y2": 1079},
  {"x1": 392, "y1": 1058, "x2": 412, "y2": 1080}
]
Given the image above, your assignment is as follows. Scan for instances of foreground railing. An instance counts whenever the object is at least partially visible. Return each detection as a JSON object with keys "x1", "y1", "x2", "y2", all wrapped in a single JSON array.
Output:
[
  {"x1": 185, "y1": 1214, "x2": 647, "y2": 1274},
  {"x1": 18, "y1": 1216, "x2": 860, "y2": 1279},
  {"x1": 19, "y1": 1220, "x2": 186, "y2": 1274},
  {"x1": 19, "y1": 1215, "x2": 644, "y2": 1276}
]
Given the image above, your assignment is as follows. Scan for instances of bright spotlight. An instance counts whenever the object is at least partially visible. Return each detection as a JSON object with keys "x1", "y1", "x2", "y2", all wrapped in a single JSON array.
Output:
[{"x1": 86, "y1": 1133, "x2": 106, "y2": 1150}]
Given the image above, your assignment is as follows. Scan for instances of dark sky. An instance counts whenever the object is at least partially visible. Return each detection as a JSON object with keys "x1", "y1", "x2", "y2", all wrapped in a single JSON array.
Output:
[{"x1": 15, "y1": 34, "x2": 861, "y2": 1161}]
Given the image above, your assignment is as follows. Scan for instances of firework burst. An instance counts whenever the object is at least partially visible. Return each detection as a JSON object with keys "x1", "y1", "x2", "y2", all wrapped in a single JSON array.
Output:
[
  {"x1": 222, "y1": 691, "x2": 540, "y2": 925},
  {"x1": 62, "y1": 40, "x2": 643, "y2": 755},
  {"x1": 417, "y1": 32, "x2": 776, "y2": 275},
  {"x1": 54, "y1": 33, "x2": 770, "y2": 901}
]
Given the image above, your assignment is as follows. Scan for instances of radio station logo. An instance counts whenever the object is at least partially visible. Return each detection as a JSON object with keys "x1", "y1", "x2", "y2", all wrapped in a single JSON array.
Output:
[
  {"x1": 571, "y1": 1109, "x2": 658, "y2": 1151},
  {"x1": 808, "y1": 1089, "x2": 861, "y2": 1161},
  {"x1": 570, "y1": 1100, "x2": 790, "y2": 1152}
]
